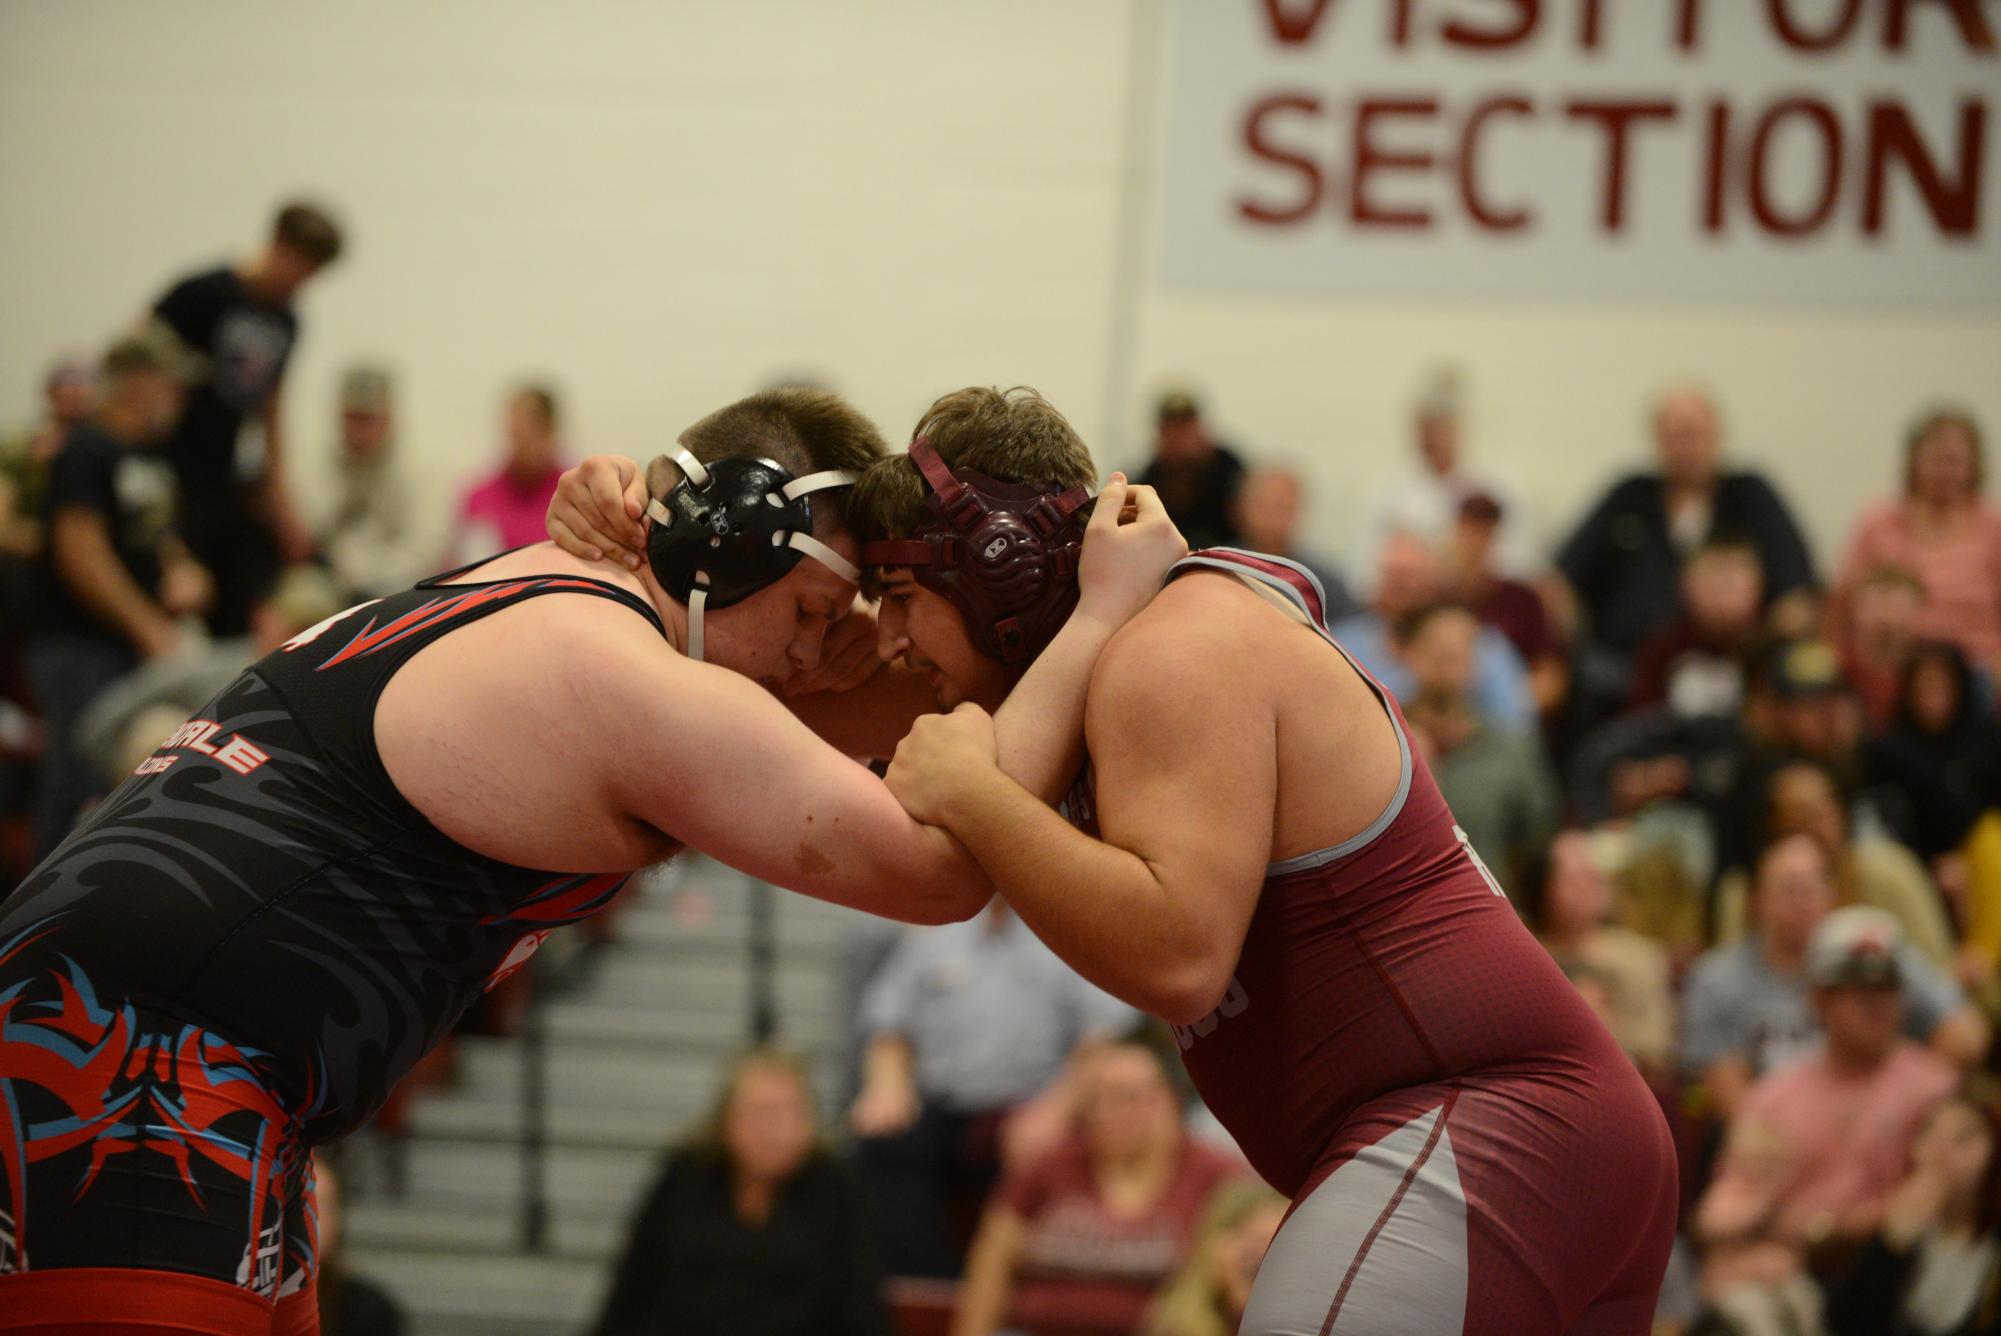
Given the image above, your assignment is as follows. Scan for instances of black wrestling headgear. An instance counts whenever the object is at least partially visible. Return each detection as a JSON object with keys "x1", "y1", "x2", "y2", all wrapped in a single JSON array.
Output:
[
  {"x1": 859, "y1": 437, "x2": 1093, "y2": 666},
  {"x1": 646, "y1": 446, "x2": 859, "y2": 662}
]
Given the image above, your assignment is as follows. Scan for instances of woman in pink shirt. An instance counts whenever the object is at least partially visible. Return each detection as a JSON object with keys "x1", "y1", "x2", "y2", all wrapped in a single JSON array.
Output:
[
  {"x1": 1839, "y1": 410, "x2": 2001, "y2": 675},
  {"x1": 450, "y1": 382, "x2": 571, "y2": 561}
]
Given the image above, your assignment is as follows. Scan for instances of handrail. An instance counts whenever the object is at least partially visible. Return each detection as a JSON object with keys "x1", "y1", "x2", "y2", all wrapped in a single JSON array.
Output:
[{"x1": 513, "y1": 866, "x2": 784, "y2": 1250}]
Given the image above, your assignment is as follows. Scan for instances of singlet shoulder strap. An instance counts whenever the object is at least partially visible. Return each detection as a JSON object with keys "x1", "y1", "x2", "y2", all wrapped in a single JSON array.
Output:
[
  {"x1": 1168, "y1": 547, "x2": 1414, "y2": 876},
  {"x1": 1168, "y1": 548, "x2": 1335, "y2": 635},
  {"x1": 417, "y1": 550, "x2": 666, "y2": 640}
]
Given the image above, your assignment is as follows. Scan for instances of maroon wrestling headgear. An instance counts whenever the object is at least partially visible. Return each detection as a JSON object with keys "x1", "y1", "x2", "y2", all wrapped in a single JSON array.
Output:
[{"x1": 860, "y1": 437, "x2": 1094, "y2": 666}]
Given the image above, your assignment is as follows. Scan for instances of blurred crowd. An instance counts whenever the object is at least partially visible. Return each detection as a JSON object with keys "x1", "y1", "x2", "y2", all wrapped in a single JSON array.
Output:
[{"x1": 4, "y1": 200, "x2": 2000, "y2": 1336}]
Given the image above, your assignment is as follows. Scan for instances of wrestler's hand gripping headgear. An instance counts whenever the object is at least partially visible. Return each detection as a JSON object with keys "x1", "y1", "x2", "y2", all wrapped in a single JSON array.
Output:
[
  {"x1": 645, "y1": 447, "x2": 860, "y2": 662},
  {"x1": 859, "y1": 437, "x2": 1094, "y2": 666}
]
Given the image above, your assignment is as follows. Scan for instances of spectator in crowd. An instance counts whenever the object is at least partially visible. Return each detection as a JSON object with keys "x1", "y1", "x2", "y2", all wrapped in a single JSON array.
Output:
[
  {"x1": 1842, "y1": 566, "x2": 1934, "y2": 731},
  {"x1": 1398, "y1": 602, "x2": 1559, "y2": 891},
  {"x1": 1141, "y1": 1179, "x2": 1289, "y2": 1336},
  {"x1": 1628, "y1": 534, "x2": 1767, "y2": 717},
  {"x1": 951, "y1": 1043, "x2": 1240, "y2": 1336},
  {"x1": 850, "y1": 902, "x2": 1138, "y2": 1278},
  {"x1": 312, "y1": 1154, "x2": 408, "y2": 1336},
  {"x1": 73, "y1": 565, "x2": 344, "y2": 786},
  {"x1": 1710, "y1": 639, "x2": 1880, "y2": 881},
  {"x1": 449, "y1": 381, "x2": 569, "y2": 560},
  {"x1": 148, "y1": 199, "x2": 343, "y2": 634},
  {"x1": 25, "y1": 332, "x2": 206, "y2": 857},
  {"x1": 0, "y1": 356, "x2": 94, "y2": 562},
  {"x1": 315, "y1": 364, "x2": 431, "y2": 598},
  {"x1": 1535, "y1": 830, "x2": 1675, "y2": 1081},
  {"x1": 1353, "y1": 368, "x2": 1532, "y2": 580},
  {"x1": 1869, "y1": 642, "x2": 2001, "y2": 984},
  {"x1": 1136, "y1": 390, "x2": 1244, "y2": 551},
  {"x1": 1838, "y1": 410, "x2": 2001, "y2": 680},
  {"x1": 1712, "y1": 761, "x2": 1958, "y2": 971},
  {"x1": 593, "y1": 1048, "x2": 889, "y2": 1336},
  {"x1": 1828, "y1": 1091, "x2": 2001, "y2": 1336},
  {"x1": 1227, "y1": 467, "x2": 1358, "y2": 621},
  {"x1": 1695, "y1": 908, "x2": 1959, "y2": 1336},
  {"x1": 1557, "y1": 384, "x2": 1815, "y2": 717},
  {"x1": 1681, "y1": 836, "x2": 1982, "y2": 1123},
  {"x1": 1332, "y1": 532, "x2": 1536, "y2": 733},
  {"x1": 1, "y1": 359, "x2": 91, "y2": 729},
  {"x1": 1444, "y1": 491, "x2": 1566, "y2": 717}
]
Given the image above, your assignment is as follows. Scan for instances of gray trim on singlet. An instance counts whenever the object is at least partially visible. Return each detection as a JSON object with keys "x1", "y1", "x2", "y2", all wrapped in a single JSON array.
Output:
[
  {"x1": 1171, "y1": 551, "x2": 1414, "y2": 876},
  {"x1": 1238, "y1": 1104, "x2": 1469, "y2": 1335}
]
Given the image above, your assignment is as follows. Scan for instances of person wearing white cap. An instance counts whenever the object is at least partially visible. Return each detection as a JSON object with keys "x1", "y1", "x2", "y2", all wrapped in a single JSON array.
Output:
[
  {"x1": 1680, "y1": 832, "x2": 1987, "y2": 1123},
  {"x1": 1696, "y1": 906, "x2": 1962, "y2": 1336}
]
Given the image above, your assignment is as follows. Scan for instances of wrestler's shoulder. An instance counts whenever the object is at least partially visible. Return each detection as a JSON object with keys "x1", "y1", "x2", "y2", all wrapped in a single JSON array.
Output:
[{"x1": 1091, "y1": 578, "x2": 1272, "y2": 703}]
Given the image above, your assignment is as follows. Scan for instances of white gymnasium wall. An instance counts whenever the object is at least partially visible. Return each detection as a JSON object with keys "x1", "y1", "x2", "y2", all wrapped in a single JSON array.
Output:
[{"x1": 1, "y1": 0, "x2": 1996, "y2": 573}]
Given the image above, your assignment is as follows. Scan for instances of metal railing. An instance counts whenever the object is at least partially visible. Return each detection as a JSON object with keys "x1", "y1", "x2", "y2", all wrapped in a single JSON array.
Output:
[{"x1": 514, "y1": 871, "x2": 782, "y2": 1251}]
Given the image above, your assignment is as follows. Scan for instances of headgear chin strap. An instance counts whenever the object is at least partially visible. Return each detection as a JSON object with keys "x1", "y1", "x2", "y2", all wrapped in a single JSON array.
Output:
[
  {"x1": 860, "y1": 437, "x2": 1094, "y2": 666},
  {"x1": 645, "y1": 446, "x2": 860, "y2": 662}
]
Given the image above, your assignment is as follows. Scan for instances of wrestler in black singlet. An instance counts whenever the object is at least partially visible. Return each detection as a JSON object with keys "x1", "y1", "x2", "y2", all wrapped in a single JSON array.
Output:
[{"x1": 0, "y1": 560, "x2": 663, "y2": 1298}]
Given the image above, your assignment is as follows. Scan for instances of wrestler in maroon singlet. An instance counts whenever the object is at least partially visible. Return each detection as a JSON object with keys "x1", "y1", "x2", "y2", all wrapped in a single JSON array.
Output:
[{"x1": 1063, "y1": 550, "x2": 1678, "y2": 1336}]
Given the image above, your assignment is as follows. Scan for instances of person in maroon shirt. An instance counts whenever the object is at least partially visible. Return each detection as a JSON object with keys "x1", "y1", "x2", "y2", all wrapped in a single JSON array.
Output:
[
  {"x1": 1446, "y1": 492, "x2": 1566, "y2": 719},
  {"x1": 951, "y1": 1042, "x2": 1240, "y2": 1336},
  {"x1": 1627, "y1": 533, "x2": 1767, "y2": 716}
]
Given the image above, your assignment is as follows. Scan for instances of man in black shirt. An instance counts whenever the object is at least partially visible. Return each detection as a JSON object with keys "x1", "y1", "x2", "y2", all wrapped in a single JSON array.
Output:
[
  {"x1": 26, "y1": 331, "x2": 208, "y2": 855},
  {"x1": 1137, "y1": 390, "x2": 1248, "y2": 551},
  {"x1": 1556, "y1": 384, "x2": 1815, "y2": 736},
  {"x1": 149, "y1": 200, "x2": 343, "y2": 634}
]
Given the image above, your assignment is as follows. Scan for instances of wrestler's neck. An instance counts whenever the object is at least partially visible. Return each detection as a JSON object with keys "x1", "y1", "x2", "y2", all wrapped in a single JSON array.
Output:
[{"x1": 631, "y1": 565, "x2": 693, "y2": 656}]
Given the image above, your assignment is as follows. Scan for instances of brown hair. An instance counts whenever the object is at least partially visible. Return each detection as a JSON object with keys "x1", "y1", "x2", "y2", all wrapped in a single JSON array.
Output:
[
  {"x1": 512, "y1": 382, "x2": 561, "y2": 431},
  {"x1": 1905, "y1": 407, "x2": 1985, "y2": 496},
  {"x1": 682, "y1": 1046, "x2": 824, "y2": 1157},
  {"x1": 272, "y1": 201, "x2": 344, "y2": 266},
  {"x1": 848, "y1": 386, "x2": 1096, "y2": 588},
  {"x1": 652, "y1": 388, "x2": 890, "y2": 534}
]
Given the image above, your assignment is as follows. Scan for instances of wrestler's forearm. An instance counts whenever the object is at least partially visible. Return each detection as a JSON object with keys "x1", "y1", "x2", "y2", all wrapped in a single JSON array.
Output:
[
  {"x1": 990, "y1": 608, "x2": 1122, "y2": 807},
  {"x1": 941, "y1": 769, "x2": 1217, "y2": 1022}
]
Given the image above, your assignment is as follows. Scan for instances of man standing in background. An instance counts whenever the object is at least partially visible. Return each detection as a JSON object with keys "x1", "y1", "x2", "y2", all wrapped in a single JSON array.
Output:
[
  {"x1": 315, "y1": 364, "x2": 431, "y2": 598},
  {"x1": 26, "y1": 332, "x2": 207, "y2": 856},
  {"x1": 1353, "y1": 369, "x2": 1530, "y2": 583},
  {"x1": 147, "y1": 199, "x2": 344, "y2": 633},
  {"x1": 1137, "y1": 389, "x2": 1245, "y2": 551}
]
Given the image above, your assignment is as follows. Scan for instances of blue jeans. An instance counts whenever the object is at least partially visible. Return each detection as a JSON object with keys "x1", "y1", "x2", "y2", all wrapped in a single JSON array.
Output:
[{"x1": 24, "y1": 633, "x2": 136, "y2": 859}]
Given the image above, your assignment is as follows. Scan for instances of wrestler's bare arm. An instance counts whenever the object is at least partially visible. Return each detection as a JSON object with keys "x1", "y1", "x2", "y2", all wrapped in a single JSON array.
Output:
[
  {"x1": 784, "y1": 664, "x2": 939, "y2": 760},
  {"x1": 589, "y1": 629, "x2": 994, "y2": 924},
  {"x1": 888, "y1": 610, "x2": 1275, "y2": 1022}
]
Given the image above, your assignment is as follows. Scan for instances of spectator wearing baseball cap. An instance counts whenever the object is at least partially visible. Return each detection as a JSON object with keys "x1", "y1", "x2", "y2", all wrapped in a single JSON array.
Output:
[
  {"x1": 1695, "y1": 906, "x2": 1959, "y2": 1331},
  {"x1": 1680, "y1": 834, "x2": 1983, "y2": 1126},
  {"x1": 1136, "y1": 389, "x2": 1247, "y2": 551},
  {"x1": 25, "y1": 327, "x2": 209, "y2": 855},
  {"x1": 314, "y1": 364, "x2": 431, "y2": 599},
  {"x1": 1710, "y1": 637, "x2": 1889, "y2": 882}
]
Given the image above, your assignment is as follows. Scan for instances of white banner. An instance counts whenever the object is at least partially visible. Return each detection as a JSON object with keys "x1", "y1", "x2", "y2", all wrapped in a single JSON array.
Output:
[{"x1": 1159, "y1": 0, "x2": 2001, "y2": 304}]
